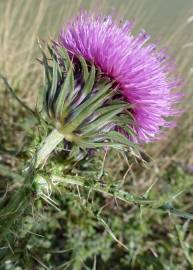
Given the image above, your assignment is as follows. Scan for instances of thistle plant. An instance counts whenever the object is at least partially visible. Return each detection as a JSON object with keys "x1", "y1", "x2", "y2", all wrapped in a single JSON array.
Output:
[{"x1": 0, "y1": 11, "x2": 190, "y2": 260}]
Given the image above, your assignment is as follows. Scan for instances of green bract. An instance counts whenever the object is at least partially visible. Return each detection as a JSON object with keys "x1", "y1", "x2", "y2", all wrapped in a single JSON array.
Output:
[{"x1": 37, "y1": 45, "x2": 138, "y2": 153}]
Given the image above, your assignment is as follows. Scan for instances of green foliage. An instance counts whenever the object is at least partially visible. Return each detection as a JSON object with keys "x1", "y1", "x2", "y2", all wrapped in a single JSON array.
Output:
[{"x1": 1, "y1": 159, "x2": 193, "y2": 270}]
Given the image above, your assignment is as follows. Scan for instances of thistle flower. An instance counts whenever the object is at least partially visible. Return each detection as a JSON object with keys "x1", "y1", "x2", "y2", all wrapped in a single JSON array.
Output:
[{"x1": 59, "y1": 12, "x2": 182, "y2": 143}]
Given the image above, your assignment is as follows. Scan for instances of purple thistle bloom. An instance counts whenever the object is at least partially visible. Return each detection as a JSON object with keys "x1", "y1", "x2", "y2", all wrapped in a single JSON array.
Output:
[{"x1": 58, "y1": 12, "x2": 182, "y2": 143}]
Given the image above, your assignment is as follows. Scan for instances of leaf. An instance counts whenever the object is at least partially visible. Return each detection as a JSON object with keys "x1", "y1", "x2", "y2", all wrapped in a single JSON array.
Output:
[
  {"x1": 97, "y1": 216, "x2": 129, "y2": 251},
  {"x1": 159, "y1": 203, "x2": 193, "y2": 220},
  {"x1": 54, "y1": 64, "x2": 74, "y2": 122},
  {"x1": 79, "y1": 55, "x2": 89, "y2": 82},
  {"x1": 63, "y1": 81, "x2": 113, "y2": 133},
  {"x1": 116, "y1": 120, "x2": 135, "y2": 137},
  {"x1": 47, "y1": 59, "x2": 58, "y2": 116},
  {"x1": 70, "y1": 63, "x2": 96, "y2": 108},
  {"x1": 80, "y1": 140, "x2": 126, "y2": 150},
  {"x1": 82, "y1": 103, "x2": 130, "y2": 134},
  {"x1": 59, "y1": 47, "x2": 71, "y2": 70},
  {"x1": 82, "y1": 64, "x2": 96, "y2": 95},
  {"x1": 41, "y1": 45, "x2": 52, "y2": 85},
  {"x1": 48, "y1": 45, "x2": 63, "y2": 79},
  {"x1": 76, "y1": 80, "x2": 113, "y2": 115},
  {"x1": 37, "y1": 43, "x2": 52, "y2": 114},
  {"x1": 106, "y1": 130, "x2": 136, "y2": 148},
  {"x1": 96, "y1": 101, "x2": 132, "y2": 114}
]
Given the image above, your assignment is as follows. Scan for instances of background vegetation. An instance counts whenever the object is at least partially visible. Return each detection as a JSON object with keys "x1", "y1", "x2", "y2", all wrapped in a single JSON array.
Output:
[{"x1": 0, "y1": 0, "x2": 193, "y2": 269}]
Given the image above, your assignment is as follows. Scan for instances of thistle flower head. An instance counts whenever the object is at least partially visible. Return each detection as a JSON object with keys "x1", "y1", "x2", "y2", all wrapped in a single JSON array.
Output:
[
  {"x1": 38, "y1": 45, "x2": 135, "y2": 153},
  {"x1": 58, "y1": 12, "x2": 182, "y2": 143}
]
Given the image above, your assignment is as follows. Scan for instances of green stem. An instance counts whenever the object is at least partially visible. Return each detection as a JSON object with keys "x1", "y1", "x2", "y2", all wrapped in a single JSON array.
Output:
[
  {"x1": 50, "y1": 175, "x2": 155, "y2": 205},
  {"x1": 35, "y1": 129, "x2": 64, "y2": 168},
  {"x1": 49, "y1": 175, "x2": 193, "y2": 220}
]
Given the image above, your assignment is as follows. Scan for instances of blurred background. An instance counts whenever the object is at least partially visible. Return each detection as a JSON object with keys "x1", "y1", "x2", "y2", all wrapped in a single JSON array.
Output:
[{"x1": 0, "y1": 0, "x2": 193, "y2": 269}]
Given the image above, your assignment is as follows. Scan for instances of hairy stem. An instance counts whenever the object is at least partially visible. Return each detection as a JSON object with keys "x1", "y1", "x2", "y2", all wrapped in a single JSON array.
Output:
[{"x1": 35, "y1": 129, "x2": 64, "y2": 168}]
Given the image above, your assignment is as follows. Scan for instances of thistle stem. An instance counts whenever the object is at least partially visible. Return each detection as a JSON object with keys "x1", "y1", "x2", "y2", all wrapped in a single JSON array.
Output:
[
  {"x1": 51, "y1": 175, "x2": 155, "y2": 205},
  {"x1": 35, "y1": 128, "x2": 64, "y2": 168},
  {"x1": 49, "y1": 176, "x2": 193, "y2": 220}
]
